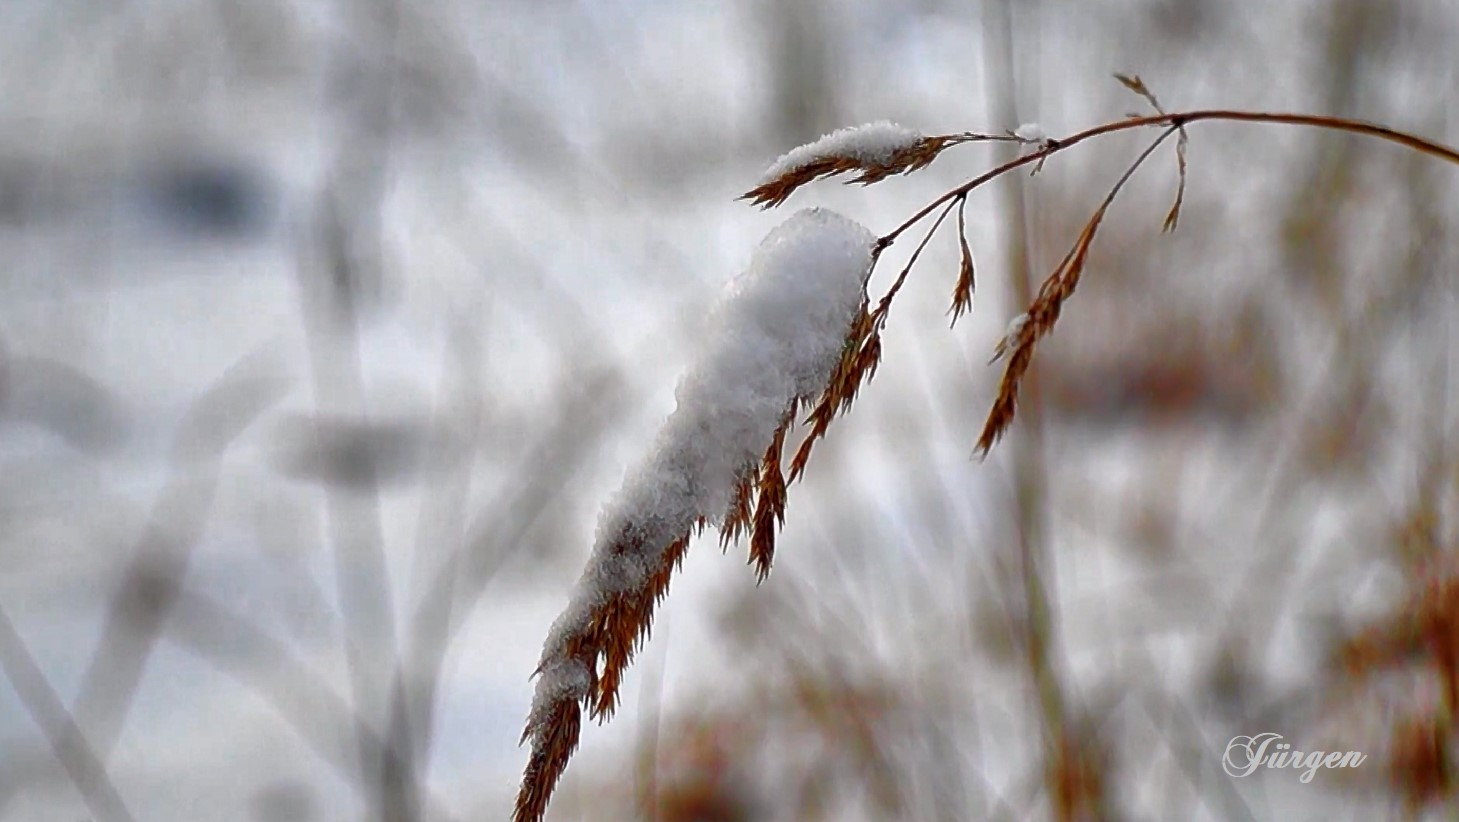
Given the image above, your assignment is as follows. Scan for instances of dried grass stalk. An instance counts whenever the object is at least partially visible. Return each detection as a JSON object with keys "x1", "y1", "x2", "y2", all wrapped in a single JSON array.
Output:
[
  {"x1": 976, "y1": 129, "x2": 1180, "y2": 455},
  {"x1": 949, "y1": 197, "x2": 976, "y2": 325},
  {"x1": 516, "y1": 209, "x2": 877, "y2": 822},
  {"x1": 1114, "y1": 74, "x2": 1190, "y2": 233},
  {"x1": 515, "y1": 99, "x2": 1459, "y2": 822},
  {"x1": 1164, "y1": 129, "x2": 1190, "y2": 232}
]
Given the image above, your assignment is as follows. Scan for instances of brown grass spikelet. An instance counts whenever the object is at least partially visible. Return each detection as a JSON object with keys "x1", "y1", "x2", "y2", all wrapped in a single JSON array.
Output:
[
  {"x1": 976, "y1": 129, "x2": 1179, "y2": 455},
  {"x1": 515, "y1": 528, "x2": 693, "y2": 822},
  {"x1": 975, "y1": 204, "x2": 1105, "y2": 455},
  {"x1": 515, "y1": 683, "x2": 586, "y2": 822},
  {"x1": 855, "y1": 328, "x2": 883, "y2": 385},
  {"x1": 591, "y1": 532, "x2": 693, "y2": 720},
  {"x1": 517, "y1": 644, "x2": 596, "y2": 822},
  {"x1": 740, "y1": 134, "x2": 953, "y2": 209},
  {"x1": 748, "y1": 414, "x2": 791, "y2": 581},
  {"x1": 977, "y1": 336, "x2": 1037, "y2": 457},
  {"x1": 788, "y1": 407, "x2": 832, "y2": 484},
  {"x1": 949, "y1": 197, "x2": 976, "y2": 326},
  {"x1": 1113, "y1": 73, "x2": 1166, "y2": 115},
  {"x1": 720, "y1": 468, "x2": 756, "y2": 550},
  {"x1": 789, "y1": 305, "x2": 879, "y2": 482},
  {"x1": 1164, "y1": 128, "x2": 1190, "y2": 232}
]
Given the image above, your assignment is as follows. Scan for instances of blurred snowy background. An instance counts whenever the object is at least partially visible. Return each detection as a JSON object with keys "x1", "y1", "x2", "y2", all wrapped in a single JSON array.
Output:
[{"x1": 1, "y1": 0, "x2": 1457, "y2": 820}]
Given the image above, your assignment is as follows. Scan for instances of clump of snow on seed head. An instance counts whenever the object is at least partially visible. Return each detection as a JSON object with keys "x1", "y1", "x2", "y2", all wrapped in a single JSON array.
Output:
[
  {"x1": 531, "y1": 207, "x2": 877, "y2": 704},
  {"x1": 760, "y1": 121, "x2": 925, "y2": 184}
]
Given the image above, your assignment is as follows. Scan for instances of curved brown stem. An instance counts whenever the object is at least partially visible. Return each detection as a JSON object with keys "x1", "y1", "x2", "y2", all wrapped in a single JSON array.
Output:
[{"x1": 881, "y1": 110, "x2": 1459, "y2": 248}]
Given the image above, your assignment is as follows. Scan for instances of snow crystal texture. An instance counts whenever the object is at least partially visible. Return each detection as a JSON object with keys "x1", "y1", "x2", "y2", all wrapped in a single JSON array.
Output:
[{"x1": 759, "y1": 121, "x2": 924, "y2": 183}]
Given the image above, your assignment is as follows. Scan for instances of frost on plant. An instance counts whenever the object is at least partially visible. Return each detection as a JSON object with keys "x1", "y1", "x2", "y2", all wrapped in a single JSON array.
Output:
[{"x1": 515, "y1": 207, "x2": 878, "y2": 822}]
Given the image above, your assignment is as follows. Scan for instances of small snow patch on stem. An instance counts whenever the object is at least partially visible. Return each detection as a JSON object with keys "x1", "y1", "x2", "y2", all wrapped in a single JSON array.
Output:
[{"x1": 1014, "y1": 122, "x2": 1047, "y2": 143}]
